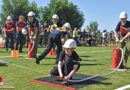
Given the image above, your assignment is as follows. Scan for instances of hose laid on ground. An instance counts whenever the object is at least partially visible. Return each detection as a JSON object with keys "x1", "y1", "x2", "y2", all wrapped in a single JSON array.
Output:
[
  {"x1": 17, "y1": 41, "x2": 35, "y2": 60},
  {"x1": 68, "y1": 48, "x2": 123, "y2": 83}
]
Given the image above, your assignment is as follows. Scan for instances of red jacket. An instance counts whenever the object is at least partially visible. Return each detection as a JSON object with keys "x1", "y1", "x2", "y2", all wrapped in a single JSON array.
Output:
[
  {"x1": 5, "y1": 23, "x2": 13, "y2": 33},
  {"x1": 16, "y1": 21, "x2": 25, "y2": 32}
]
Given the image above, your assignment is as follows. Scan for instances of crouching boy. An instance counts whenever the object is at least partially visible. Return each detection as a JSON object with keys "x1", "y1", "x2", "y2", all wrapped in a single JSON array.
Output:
[{"x1": 50, "y1": 39, "x2": 80, "y2": 81}]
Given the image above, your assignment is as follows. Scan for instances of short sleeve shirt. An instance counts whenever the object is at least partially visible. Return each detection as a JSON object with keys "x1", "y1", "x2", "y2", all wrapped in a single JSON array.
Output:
[
  {"x1": 59, "y1": 51, "x2": 80, "y2": 65},
  {"x1": 115, "y1": 21, "x2": 130, "y2": 36}
]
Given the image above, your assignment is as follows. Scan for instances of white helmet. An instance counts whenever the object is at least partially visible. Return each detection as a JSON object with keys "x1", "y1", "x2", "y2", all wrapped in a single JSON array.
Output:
[
  {"x1": 22, "y1": 28, "x2": 27, "y2": 35},
  {"x1": 27, "y1": 11, "x2": 35, "y2": 16},
  {"x1": 52, "y1": 14, "x2": 59, "y2": 19},
  {"x1": 63, "y1": 39, "x2": 76, "y2": 48},
  {"x1": 119, "y1": 11, "x2": 128, "y2": 19},
  {"x1": 63, "y1": 23, "x2": 71, "y2": 29},
  {"x1": 7, "y1": 16, "x2": 12, "y2": 20}
]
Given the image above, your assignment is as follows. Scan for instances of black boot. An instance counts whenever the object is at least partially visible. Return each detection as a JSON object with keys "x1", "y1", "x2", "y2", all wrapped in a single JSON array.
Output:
[{"x1": 36, "y1": 57, "x2": 40, "y2": 64}]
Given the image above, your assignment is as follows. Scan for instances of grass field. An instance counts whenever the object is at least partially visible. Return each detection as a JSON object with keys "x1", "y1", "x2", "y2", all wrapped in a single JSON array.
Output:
[{"x1": 0, "y1": 46, "x2": 130, "y2": 90}]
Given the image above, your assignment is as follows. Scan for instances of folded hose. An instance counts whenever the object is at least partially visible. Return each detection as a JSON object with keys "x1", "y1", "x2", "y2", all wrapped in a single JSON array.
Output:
[{"x1": 17, "y1": 41, "x2": 35, "y2": 60}]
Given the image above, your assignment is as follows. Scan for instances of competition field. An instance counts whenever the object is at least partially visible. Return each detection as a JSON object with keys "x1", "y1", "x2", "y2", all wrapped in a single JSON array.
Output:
[{"x1": 0, "y1": 46, "x2": 130, "y2": 90}]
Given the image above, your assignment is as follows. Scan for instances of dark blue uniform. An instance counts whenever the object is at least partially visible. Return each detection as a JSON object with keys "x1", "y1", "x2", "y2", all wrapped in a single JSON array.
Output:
[
  {"x1": 50, "y1": 51, "x2": 80, "y2": 76},
  {"x1": 27, "y1": 18, "x2": 40, "y2": 57},
  {"x1": 37, "y1": 29, "x2": 62, "y2": 63}
]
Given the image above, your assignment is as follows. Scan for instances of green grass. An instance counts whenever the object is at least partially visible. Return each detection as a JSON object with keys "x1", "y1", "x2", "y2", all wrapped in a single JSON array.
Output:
[{"x1": 0, "y1": 46, "x2": 130, "y2": 90}]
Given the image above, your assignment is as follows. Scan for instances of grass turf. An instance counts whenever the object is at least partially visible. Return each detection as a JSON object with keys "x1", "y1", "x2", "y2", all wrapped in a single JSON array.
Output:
[{"x1": 0, "y1": 46, "x2": 130, "y2": 90}]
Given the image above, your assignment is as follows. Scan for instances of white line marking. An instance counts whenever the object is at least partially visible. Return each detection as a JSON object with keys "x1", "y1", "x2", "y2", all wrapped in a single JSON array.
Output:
[
  {"x1": 0, "y1": 60, "x2": 49, "y2": 75},
  {"x1": 78, "y1": 50, "x2": 112, "y2": 53},
  {"x1": 0, "y1": 55, "x2": 25, "y2": 57},
  {"x1": 0, "y1": 86, "x2": 15, "y2": 89},
  {"x1": 92, "y1": 50, "x2": 112, "y2": 52},
  {"x1": 115, "y1": 85, "x2": 130, "y2": 90},
  {"x1": 84, "y1": 56, "x2": 112, "y2": 60}
]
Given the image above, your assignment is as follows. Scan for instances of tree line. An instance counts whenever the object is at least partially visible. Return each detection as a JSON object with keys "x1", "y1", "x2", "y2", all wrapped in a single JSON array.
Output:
[{"x1": 0, "y1": 0, "x2": 84, "y2": 30}]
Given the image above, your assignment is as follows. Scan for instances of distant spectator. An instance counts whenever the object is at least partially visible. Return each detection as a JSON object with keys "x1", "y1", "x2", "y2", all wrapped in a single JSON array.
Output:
[
  {"x1": 0, "y1": 26, "x2": 2, "y2": 34},
  {"x1": 39, "y1": 24, "x2": 44, "y2": 47},
  {"x1": 43, "y1": 21, "x2": 49, "y2": 47},
  {"x1": 108, "y1": 31, "x2": 115, "y2": 45},
  {"x1": 73, "y1": 28, "x2": 78, "y2": 41},
  {"x1": 82, "y1": 29, "x2": 87, "y2": 41},
  {"x1": 91, "y1": 32, "x2": 96, "y2": 46},
  {"x1": 102, "y1": 30, "x2": 107, "y2": 46},
  {"x1": 88, "y1": 32, "x2": 92, "y2": 46},
  {"x1": 64, "y1": 23, "x2": 72, "y2": 40}
]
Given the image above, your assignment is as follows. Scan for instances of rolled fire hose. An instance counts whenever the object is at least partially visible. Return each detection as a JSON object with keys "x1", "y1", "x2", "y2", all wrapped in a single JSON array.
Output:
[
  {"x1": 17, "y1": 41, "x2": 35, "y2": 60},
  {"x1": 68, "y1": 48, "x2": 123, "y2": 83}
]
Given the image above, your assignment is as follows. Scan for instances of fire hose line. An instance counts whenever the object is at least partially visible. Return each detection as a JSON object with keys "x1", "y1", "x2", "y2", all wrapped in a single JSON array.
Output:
[
  {"x1": 17, "y1": 41, "x2": 35, "y2": 60},
  {"x1": 9, "y1": 42, "x2": 124, "y2": 83},
  {"x1": 68, "y1": 48, "x2": 123, "y2": 83}
]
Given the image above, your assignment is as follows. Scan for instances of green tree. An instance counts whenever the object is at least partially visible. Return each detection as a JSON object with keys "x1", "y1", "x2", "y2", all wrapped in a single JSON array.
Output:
[
  {"x1": 40, "y1": 0, "x2": 84, "y2": 29},
  {"x1": 28, "y1": 1, "x2": 40, "y2": 19},
  {"x1": 87, "y1": 21, "x2": 98, "y2": 32},
  {"x1": 0, "y1": 0, "x2": 39, "y2": 25}
]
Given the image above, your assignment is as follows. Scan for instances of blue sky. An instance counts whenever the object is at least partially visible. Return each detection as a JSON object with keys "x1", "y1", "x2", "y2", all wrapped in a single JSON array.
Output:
[{"x1": 0, "y1": 0, "x2": 130, "y2": 32}]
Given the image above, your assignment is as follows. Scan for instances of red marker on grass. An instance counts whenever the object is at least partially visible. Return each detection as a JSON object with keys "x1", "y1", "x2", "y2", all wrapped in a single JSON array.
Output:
[{"x1": 0, "y1": 76, "x2": 4, "y2": 86}]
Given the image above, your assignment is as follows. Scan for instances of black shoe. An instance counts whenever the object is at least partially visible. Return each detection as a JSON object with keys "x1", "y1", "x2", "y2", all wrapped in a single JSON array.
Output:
[
  {"x1": 119, "y1": 65, "x2": 125, "y2": 69},
  {"x1": 36, "y1": 58, "x2": 40, "y2": 64},
  {"x1": 19, "y1": 51, "x2": 23, "y2": 53},
  {"x1": 6, "y1": 48, "x2": 8, "y2": 52}
]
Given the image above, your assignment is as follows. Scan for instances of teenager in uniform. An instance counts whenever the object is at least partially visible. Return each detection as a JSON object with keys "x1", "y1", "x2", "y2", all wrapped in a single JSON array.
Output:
[
  {"x1": 27, "y1": 11, "x2": 40, "y2": 57},
  {"x1": 50, "y1": 14, "x2": 62, "y2": 53},
  {"x1": 3, "y1": 16, "x2": 14, "y2": 51},
  {"x1": 119, "y1": 28, "x2": 130, "y2": 68},
  {"x1": 50, "y1": 39, "x2": 80, "y2": 81},
  {"x1": 73, "y1": 28, "x2": 78, "y2": 41},
  {"x1": 115, "y1": 11, "x2": 130, "y2": 68},
  {"x1": 102, "y1": 30, "x2": 107, "y2": 46},
  {"x1": 61, "y1": 23, "x2": 72, "y2": 44},
  {"x1": 43, "y1": 21, "x2": 49, "y2": 47},
  {"x1": 109, "y1": 31, "x2": 115, "y2": 45},
  {"x1": 63, "y1": 23, "x2": 72, "y2": 39},
  {"x1": 15, "y1": 15, "x2": 26, "y2": 53},
  {"x1": 39, "y1": 21, "x2": 49, "y2": 47},
  {"x1": 36, "y1": 24, "x2": 62, "y2": 64},
  {"x1": 51, "y1": 14, "x2": 62, "y2": 27}
]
